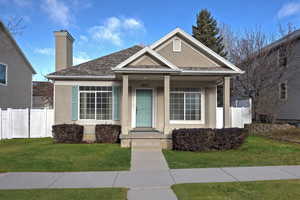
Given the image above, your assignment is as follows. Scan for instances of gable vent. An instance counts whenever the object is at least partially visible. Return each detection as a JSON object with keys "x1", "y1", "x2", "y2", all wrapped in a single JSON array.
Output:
[{"x1": 173, "y1": 38, "x2": 181, "y2": 52}]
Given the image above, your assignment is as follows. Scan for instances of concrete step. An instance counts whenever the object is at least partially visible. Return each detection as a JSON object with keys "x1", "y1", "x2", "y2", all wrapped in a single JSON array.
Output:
[{"x1": 131, "y1": 139, "x2": 162, "y2": 148}]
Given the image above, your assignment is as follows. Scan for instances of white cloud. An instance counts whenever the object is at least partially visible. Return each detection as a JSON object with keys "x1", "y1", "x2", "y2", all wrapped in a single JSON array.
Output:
[
  {"x1": 34, "y1": 48, "x2": 54, "y2": 56},
  {"x1": 123, "y1": 18, "x2": 143, "y2": 29},
  {"x1": 89, "y1": 17, "x2": 145, "y2": 46},
  {"x1": 278, "y1": 2, "x2": 300, "y2": 18},
  {"x1": 73, "y1": 52, "x2": 91, "y2": 65},
  {"x1": 41, "y1": 0, "x2": 72, "y2": 27},
  {"x1": 79, "y1": 35, "x2": 88, "y2": 42}
]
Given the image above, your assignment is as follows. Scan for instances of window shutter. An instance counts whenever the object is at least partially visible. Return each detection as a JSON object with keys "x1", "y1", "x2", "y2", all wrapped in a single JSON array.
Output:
[
  {"x1": 71, "y1": 85, "x2": 79, "y2": 121},
  {"x1": 113, "y1": 86, "x2": 120, "y2": 120}
]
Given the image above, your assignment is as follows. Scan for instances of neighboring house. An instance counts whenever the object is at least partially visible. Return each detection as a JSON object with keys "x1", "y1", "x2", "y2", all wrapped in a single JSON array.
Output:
[
  {"x1": 47, "y1": 28, "x2": 243, "y2": 148},
  {"x1": 235, "y1": 30, "x2": 300, "y2": 124},
  {"x1": 0, "y1": 20, "x2": 36, "y2": 109},
  {"x1": 32, "y1": 81, "x2": 53, "y2": 109}
]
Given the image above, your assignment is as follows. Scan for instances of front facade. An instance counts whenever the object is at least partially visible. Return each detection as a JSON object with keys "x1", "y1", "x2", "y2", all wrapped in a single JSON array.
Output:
[
  {"x1": 48, "y1": 28, "x2": 243, "y2": 148},
  {"x1": 0, "y1": 21, "x2": 36, "y2": 109}
]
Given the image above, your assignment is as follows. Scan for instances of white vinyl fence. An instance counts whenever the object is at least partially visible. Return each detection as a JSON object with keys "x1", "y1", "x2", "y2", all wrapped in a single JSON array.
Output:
[
  {"x1": 0, "y1": 107, "x2": 251, "y2": 140},
  {"x1": 0, "y1": 109, "x2": 54, "y2": 140},
  {"x1": 216, "y1": 107, "x2": 252, "y2": 128}
]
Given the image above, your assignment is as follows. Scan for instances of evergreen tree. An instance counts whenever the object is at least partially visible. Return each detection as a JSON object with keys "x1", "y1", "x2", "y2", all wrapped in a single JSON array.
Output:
[{"x1": 192, "y1": 9, "x2": 227, "y2": 57}]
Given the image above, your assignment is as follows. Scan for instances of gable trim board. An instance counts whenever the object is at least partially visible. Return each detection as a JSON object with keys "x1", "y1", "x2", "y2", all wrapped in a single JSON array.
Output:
[
  {"x1": 0, "y1": 21, "x2": 36, "y2": 74},
  {"x1": 112, "y1": 47, "x2": 180, "y2": 71},
  {"x1": 150, "y1": 28, "x2": 243, "y2": 73}
]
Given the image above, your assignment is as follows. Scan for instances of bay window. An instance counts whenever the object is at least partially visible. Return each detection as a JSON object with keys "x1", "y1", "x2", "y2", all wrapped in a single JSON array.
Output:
[
  {"x1": 79, "y1": 86, "x2": 112, "y2": 120},
  {"x1": 170, "y1": 88, "x2": 202, "y2": 121}
]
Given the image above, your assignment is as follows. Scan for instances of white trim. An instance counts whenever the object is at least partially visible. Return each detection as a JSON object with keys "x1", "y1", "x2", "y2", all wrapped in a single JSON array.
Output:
[
  {"x1": 169, "y1": 88, "x2": 205, "y2": 124},
  {"x1": 150, "y1": 28, "x2": 244, "y2": 73},
  {"x1": 54, "y1": 81, "x2": 120, "y2": 86},
  {"x1": 0, "y1": 63, "x2": 8, "y2": 86},
  {"x1": 131, "y1": 88, "x2": 156, "y2": 128},
  {"x1": 47, "y1": 75, "x2": 116, "y2": 80},
  {"x1": 112, "y1": 47, "x2": 180, "y2": 71},
  {"x1": 180, "y1": 70, "x2": 242, "y2": 75},
  {"x1": 77, "y1": 86, "x2": 119, "y2": 122}
]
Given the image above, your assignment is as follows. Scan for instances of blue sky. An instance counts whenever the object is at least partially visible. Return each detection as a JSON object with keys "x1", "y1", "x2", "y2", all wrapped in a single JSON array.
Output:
[{"x1": 1, "y1": 0, "x2": 300, "y2": 80}]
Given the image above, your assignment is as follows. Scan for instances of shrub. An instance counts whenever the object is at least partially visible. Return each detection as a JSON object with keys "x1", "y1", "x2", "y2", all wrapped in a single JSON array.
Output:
[
  {"x1": 52, "y1": 124, "x2": 84, "y2": 143},
  {"x1": 172, "y1": 128, "x2": 247, "y2": 152},
  {"x1": 95, "y1": 125, "x2": 121, "y2": 143}
]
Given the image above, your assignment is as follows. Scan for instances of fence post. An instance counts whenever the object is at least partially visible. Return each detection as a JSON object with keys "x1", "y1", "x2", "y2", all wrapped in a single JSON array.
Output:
[
  {"x1": 28, "y1": 108, "x2": 30, "y2": 139},
  {"x1": 44, "y1": 108, "x2": 47, "y2": 138},
  {"x1": 0, "y1": 108, "x2": 2, "y2": 140}
]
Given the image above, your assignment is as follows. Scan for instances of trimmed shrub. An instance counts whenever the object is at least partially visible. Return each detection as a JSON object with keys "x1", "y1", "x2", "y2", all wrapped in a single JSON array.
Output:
[
  {"x1": 95, "y1": 125, "x2": 121, "y2": 143},
  {"x1": 52, "y1": 124, "x2": 84, "y2": 143},
  {"x1": 172, "y1": 128, "x2": 247, "y2": 152}
]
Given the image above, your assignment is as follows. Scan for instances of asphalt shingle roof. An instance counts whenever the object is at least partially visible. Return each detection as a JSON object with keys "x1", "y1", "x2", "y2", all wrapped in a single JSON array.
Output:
[{"x1": 48, "y1": 45, "x2": 143, "y2": 76}]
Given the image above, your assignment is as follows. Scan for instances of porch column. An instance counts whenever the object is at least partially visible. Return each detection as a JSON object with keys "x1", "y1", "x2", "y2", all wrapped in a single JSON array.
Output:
[
  {"x1": 121, "y1": 75, "x2": 129, "y2": 135},
  {"x1": 164, "y1": 75, "x2": 170, "y2": 134},
  {"x1": 223, "y1": 77, "x2": 231, "y2": 128}
]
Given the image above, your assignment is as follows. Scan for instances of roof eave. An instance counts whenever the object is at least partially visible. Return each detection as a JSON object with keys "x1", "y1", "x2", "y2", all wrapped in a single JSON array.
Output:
[{"x1": 46, "y1": 75, "x2": 116, "y2": 80}]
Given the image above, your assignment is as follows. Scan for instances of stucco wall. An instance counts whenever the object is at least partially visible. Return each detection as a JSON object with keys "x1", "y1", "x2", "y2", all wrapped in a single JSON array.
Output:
[
  {"x1": 155, "y1": 35, "x2": 221, "y2": 68},
  {"x1": 0, "y1": 27, "x2": 33, "y2": 109},
  {"x1": 54, "y1": 79, "x2": 218, "y2": 135}
]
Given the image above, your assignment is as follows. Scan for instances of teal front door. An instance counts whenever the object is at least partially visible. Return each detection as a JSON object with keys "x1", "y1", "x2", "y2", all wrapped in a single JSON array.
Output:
[{"x1": 136, "y1": 89, "x2": 153, "y2": 128}]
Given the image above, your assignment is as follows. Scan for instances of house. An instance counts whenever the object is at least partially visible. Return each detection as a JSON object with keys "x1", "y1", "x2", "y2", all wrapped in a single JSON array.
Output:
[
  {"x1": 234, "y1": 29, "x2": 300, "y2": 124},
  {"x1": 0, "y1": 20, "x2": 36, "y2": 109},
  {"x1": 32, "y1": 81, "x2": 53, "y2": 109},
  {"x1": 47, "y1": 28, "x2": 243, "y2": 148}
]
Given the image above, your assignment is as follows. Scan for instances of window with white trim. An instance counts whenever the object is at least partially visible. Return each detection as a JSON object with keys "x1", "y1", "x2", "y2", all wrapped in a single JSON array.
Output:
[
  {"x1": 79, "y1": 86, "x2": 112, "y2": 120},
  {"x1": 170, "y1": 88, "x2": 202, "y2": 121},
  {"x1": 0, "y1": 63, "x2": 7, "y2": 85},
  {"x1": 173, "y1": 38, "x2": 181, "y2": 52},
  {"x1": 279, "y1": 82, "x2": 287, "y2": 100}
]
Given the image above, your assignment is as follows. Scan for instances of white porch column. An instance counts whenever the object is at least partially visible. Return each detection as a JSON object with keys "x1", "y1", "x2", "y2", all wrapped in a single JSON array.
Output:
[
  {"x1": 223, "y1": 77, "x2": 231, "y2": 128},
  {"x1": 121, "y1": 75, "x2": 129, "y2": 135},
  {"x1": 164, "y1": 75, "x2": 170, "y2": 134}
]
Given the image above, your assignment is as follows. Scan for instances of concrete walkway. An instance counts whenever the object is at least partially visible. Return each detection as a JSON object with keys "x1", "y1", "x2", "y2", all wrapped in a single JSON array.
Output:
[{"x1": 0, "y1": 155, "x2": 300, "y2": 199}]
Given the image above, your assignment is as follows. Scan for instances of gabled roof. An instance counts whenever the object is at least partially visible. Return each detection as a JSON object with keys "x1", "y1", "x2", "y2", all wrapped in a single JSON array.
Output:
[
  {"x1": 47, "y1": 45, "x2": 143, "y2": 79},
  {"x1": 112, "y1": 47, "x2": 180, "y2": 72},
  {"x1": 0, "y1": 20, "x2": 36, "y2": 74},
  {"x1": 150, "y1": 28, "x2": 243, "y2": 73}
]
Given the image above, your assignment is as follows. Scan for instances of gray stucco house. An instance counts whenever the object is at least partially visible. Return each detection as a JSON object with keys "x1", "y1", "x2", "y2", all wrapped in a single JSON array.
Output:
[
  {"x1": 47, "y1": 28, "x2": 243, "y2": 148},
  {"x1": 0, "y1": 21, "x2": 36, "y2": 109}
]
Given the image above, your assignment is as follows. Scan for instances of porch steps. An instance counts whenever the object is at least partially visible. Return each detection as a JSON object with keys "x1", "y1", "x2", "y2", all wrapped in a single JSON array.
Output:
[{"x1": 129, "y1": 131, "x2": 164, "y2": 149}]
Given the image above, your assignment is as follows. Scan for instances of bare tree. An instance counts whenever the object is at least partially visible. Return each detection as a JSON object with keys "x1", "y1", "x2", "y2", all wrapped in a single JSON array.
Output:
[
  {"x1": 1, "y1": 16, "x2": 26, "y2": 36},
  {"x1": 223, "y1": 26, "x2": 298, "y2": 122}
]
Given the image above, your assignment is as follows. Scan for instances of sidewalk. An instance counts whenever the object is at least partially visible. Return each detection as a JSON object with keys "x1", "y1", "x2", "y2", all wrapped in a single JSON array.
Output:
[{"x1": 0, "y1": 161, "x2": 300, "y2": 199}]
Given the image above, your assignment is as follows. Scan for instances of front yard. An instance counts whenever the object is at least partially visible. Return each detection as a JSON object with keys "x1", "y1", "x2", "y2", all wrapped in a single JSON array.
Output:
[
  {"x1": 163, "y1": 136, "x2": 300, "y2": 168},
  {"x1": 0, "y1": 138, "x2": 130, "y2": 172},
  {"x1": 172, "y1": 180, "x2": 300, "y2": 200},
  {"x1": 0, "y1": 188, "x2": 127, "y2": 200}
]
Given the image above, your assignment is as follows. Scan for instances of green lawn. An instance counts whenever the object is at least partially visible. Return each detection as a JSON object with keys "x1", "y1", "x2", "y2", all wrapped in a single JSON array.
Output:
[
  {"x1": 163, "y1": 136, "x2": 300, "y2": 168},
  {"x1": 0, "y1": 138, "x2": 130, "y2": 172},
  {"x1": 172, "y1": 180, "x2": 300, "y2": 200},
  {"x1": 0, "y1": 188, "x2": 127, "y2": 200}
]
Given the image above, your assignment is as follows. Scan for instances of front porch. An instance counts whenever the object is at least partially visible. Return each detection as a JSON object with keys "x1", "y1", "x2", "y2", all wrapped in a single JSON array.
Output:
[{"x1": 119, "y1": 74, "x2": 231, "y2": 148}]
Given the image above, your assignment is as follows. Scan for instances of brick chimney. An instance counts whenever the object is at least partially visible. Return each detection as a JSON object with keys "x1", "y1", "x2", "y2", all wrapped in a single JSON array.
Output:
[{"x1": 54, "y1": 30, "x2": 74, "y2": 71}]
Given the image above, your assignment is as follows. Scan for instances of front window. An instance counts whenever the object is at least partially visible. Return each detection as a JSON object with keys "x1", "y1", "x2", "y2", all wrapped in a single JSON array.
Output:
[
  {"x1": 170, "y1": 88, "x2": 202, "y2": 121},
  {"x1": 79, "y1": 86, "x2": 112, "y2": 120},
  {"x1": 0, "y1": 63, "x2": 7, "y2": 85}
]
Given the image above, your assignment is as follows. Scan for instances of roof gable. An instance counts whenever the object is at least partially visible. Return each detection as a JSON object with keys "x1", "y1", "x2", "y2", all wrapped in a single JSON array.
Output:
[
  {"x1": 150, "y1": 28, "x2": 243, "y2": 73},
  {"x1": 112, "y1": 47, "x2": 180, "y2": 71}
]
